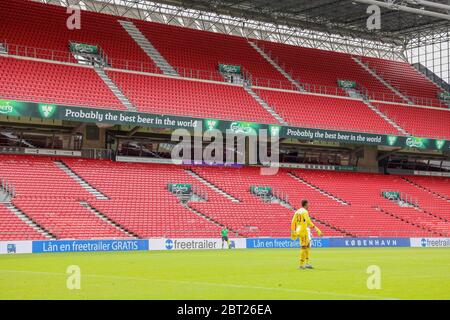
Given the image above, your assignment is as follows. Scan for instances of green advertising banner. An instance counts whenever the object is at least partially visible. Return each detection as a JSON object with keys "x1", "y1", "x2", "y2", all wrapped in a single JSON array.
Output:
[
  {"x1": 69, "y1": 42, "x2": 99, "y2": 55},
  {"x1": 438, "y1": 92, "x2": 450, "y2": 101},
  {"x1": 168, "y1": 183, "x2": 192, "y2": 194},
  {"x1": 382, "y1": 191, "x2": 400, "y2": 200},
  {"x1": 337, "y1": 80, "x2": 357, "y2": 89},
  {"x1": 1, "y1": 99, "x2": 449, "y2": 152},
  {"x1": 250, "y1": 186, "x2": 273, "y2": 197},
  {"x1": 218, "y1": 64, "x2": 241, "y2": 74}
]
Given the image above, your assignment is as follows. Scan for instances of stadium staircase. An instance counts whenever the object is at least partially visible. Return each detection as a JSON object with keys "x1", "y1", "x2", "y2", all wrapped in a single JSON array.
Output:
[
  {"x1": 0, "y1": 43, "x2": 6, "y2": 54},
  {"x1": 248, "y1": 40, "x2": 304, "y2": 91},
  {"x1": 185, "y1": 169, "x2": 240, "y2": 202},
  {"x1": 184, "y1": 204, "x2": 242, "y2": 237},
  {"x1": 254, "y1": 88, "x2": 402, "y2": 135},
  {"x1": 80, "y1": 201, "x2": 137, "y2": 238},
  {"x1": 94, "y1": 67, "x2": 136, "y2": 111},
  {"x1": 362, "y1": 101, "x2": 409, "y2": 135},
  {"x1": 54, "y1": 160, "x2": 109, "y2": 200},
  {"x1": 287, "y1": 172, "x2": 350, "y2": 205},
  {"x1": 119, "y1": 20, "x2": 178, "y2": 77},
  {"x1": 402, "y1": 177, "x2": 450, "y2": 202},
  {"x1": 402, "y1": 177, "x2": 450, "y2": 201},
  {"x1": 375, "y1": 102, "x2": 450, "y2": 139},
  {"x1": 352, "y1": 56, "x2": 413, "y2": 104},
  {"x1": 413, "y1": 63, "x2": 450, "y2": 93},
  {"x1": 360, "y1": 56, "x2": 446, "y2": 108},
  {"x1": 0, "y1": 132, "x2": 36, "y2": 148},
  {"x1": 376, "y1": 206, "x2": 447, "y2": 237},
  {"x1": 3, "y1": 202, "x2": 56, "y2": 240},
  {"x1": 243, "y1": 86, "x2": 288, "y2": 125}
]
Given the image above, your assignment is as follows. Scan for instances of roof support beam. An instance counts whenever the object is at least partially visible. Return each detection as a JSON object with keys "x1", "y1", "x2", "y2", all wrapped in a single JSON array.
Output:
[
  {"x1": 127, "y1": 126, "x2": 141, "y2": 137},
  {"x1": 406, "y1": 0, "x2": 450, "y2": 12},
  {"x1": 354, "y1": 0, "x2": 450, "y2": 21},
  {"x1": 377, "y1": 148, "x2": 403, "y2": 161}
]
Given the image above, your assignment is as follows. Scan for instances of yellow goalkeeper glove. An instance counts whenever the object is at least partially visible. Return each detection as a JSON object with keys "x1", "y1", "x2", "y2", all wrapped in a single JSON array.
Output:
[
  {"x1": 290, "y1": 231, "x2": 298, "y2": 240},
  {"x1": 315, "y1": 227, "x2": 322, "y2": 237}
]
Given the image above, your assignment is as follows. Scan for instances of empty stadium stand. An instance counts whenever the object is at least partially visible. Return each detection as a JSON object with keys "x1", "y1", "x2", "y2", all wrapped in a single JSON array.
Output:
[
  {"x1": 132, "y1": 19, "x2": 286, "y2": 81},
  {"x1": 0, "y1": 204, "x2": 46, "y2": 240},
  {"x1": 292, "y1": 169, "x2": 450, "y2": 237},
  {"x1": 360, "y1": 56, "x2": 445, "y2": 107},
  {"x1": 107, "y1": 70, "x2": 280, "y2": 124},
  {"x1": 254, "y1": 40, "x2": 405, "y2": 102},
  {"x1": 0, "y1": 155, "x2": 448, "y2": 240},
  {"x1": 255, "y1": 89, "x2": 402, "y2": 134},
  {"x1": 0, "y1": 155, "x2": 129, "y2": 239},
  {"x1": 374, "y1": 102, "x2": 450, "y2": 139},
  {"x1": 0, "y1": 0, "x2": 448, "y2": 138},
  {"x1": 62, "y1": 159, "x2": 225, "y2": 238},
  {"x1": 0, "y1": 56, "x2": 124, "y2": 110},
  {"x1": 0, "y1": 0, "x2": 160, "y2": 71},
  {"x1": 0, "y1": 1, "x2": 449, "y2": 244}
]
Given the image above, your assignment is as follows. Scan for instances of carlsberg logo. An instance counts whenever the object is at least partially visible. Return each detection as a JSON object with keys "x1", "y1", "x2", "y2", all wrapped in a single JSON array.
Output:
[
  {"x1": 0, "y1": 102, "x2": 13, "y2": 114},
  {"x1": 406, "y1": 137, "x2": 424, "y2": 149},
  {"x1": 229, "y1": 122, "x2": 254, "y2": 135},
  {"x1": 172, "y1": 185, "x2": 188, "y2": 193},
  {"x1": 74, "y1": 44, "x2": 95, "y2": 53},
  {"x1": 223, "y1": 65, "x2": 238, "y2": 72},
  {"x1": 38, "y1": 104, "x2": 56, "y2": 118}
]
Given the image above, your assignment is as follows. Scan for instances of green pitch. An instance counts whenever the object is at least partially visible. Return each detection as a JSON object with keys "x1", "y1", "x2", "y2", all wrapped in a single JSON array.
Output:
[{"x1": 0, "y1": 248, "x2": 449, "y2": 300}]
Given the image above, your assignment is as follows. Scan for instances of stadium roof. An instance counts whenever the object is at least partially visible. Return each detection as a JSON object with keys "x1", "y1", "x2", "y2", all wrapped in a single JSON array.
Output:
[
  {"x1": 38, "y1": 0, "x2": 450, "y2": 58},
  {"x1": 151, "y1": 0, "x2": 450, "y2": 42}
]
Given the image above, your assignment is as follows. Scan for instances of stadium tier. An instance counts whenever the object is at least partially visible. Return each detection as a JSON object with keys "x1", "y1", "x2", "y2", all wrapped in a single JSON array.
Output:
[
  {"x1": 373, "y1": 102, "x2": 450, "y2": 139},
  {"x1": 0, "y1": 155, "x2": 448, "y2": 240},
  {"x1": 132, "y1": 20, "x2": 286, "y2": 81},
  {"x1": 0, "y1": 0, "x2": 449, "y2": 244},
  {"x1": 0, "y1": 56, "x2": 124, "y2": 109},
  {"x1": 0, "y1": 0, "x2": 160, "y2": 71},
  {"x1": 254, "y1": 89, "x2": 402, "y2": 134},
  {"x1": 360, "y1": 56, "x2": 444, "y2": 107},
  {"x1": 0, "y1": 204, "x2": 46, "y2": 241},
  {"x1": 292, "y1": 169, "x2": 450, "y2": 236},
  {"x1": 107, "y1": 70, "x2": 279, "y2": 123},
  {"x1": 255, "y1": 40, "x2": 405, "y2": 102}
]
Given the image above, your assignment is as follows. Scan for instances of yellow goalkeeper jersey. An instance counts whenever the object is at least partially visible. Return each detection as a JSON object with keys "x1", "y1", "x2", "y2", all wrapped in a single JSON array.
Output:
[{"x1": 291, "y1": 208, "x2": 315, "y2": 236}]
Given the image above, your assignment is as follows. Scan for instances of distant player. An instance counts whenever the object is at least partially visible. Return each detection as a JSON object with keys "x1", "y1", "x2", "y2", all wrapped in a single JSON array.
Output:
[
  {"x1": 221, "y1": 227, "x2": 230, "y2": 249},
  {"x1": 291, "y1": 200, "x2": 322, "y2": 269}
]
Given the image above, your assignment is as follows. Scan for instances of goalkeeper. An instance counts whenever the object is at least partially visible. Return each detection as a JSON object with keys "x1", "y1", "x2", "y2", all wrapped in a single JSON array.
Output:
[{"x1": 291, "y1": 200, "x2": 322, "y2": 269}]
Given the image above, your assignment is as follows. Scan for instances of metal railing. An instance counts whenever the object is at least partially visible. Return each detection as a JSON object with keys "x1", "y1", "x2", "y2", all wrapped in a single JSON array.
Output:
[
  {"x1": 2, "y1": 42, "x2": 449, "y2": 109},
  {"x1": 0, "y1": 179, "x2": 15, "y2": 202}
]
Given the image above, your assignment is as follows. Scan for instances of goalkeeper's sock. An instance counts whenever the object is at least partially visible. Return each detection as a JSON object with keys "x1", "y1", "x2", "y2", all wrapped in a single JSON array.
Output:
[
  {"x1": 299, "y1": 248, "x2": 307, "y2": 267},
  {"x1": 305, "y1": 247, "x2": 311, "y2": 265}
]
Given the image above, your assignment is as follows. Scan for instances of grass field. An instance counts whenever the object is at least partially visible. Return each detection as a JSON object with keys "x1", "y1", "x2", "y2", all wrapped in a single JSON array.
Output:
[{"x1": 0, "y1": 248, "x2": 449, "y2": 300}]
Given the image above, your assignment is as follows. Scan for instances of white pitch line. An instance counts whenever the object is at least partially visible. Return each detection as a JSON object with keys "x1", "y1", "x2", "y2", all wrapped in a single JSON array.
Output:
[{"x1": 0, "y1": 269, "x2": 400, "y2": 300}]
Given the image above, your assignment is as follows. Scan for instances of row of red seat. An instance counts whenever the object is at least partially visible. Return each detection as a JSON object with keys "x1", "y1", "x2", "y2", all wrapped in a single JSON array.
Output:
[
  {"x1": 0, "y1": 155, "x2": 448, "y2": 240},
  {"x1": 0, "y1": 0, "x2": 159, "y2": 71},
  {"x1": 360, "y1": 56, "x2": 445, "y2": 107},
  {"x1": 2, "y1": 0, "x2": 446, "y2": 108},
  {"x1": 2, "y1": 53, "x2": 448, "y2": 137},
  {"x1": 255, "y1": 89, "x2": 401, "y2": 135}
]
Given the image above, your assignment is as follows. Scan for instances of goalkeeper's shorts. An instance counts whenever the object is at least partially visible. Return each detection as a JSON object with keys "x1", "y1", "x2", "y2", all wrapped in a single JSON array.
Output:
[{"x1": 299, "y1": 228, "x2": 312, "y2": 247}]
